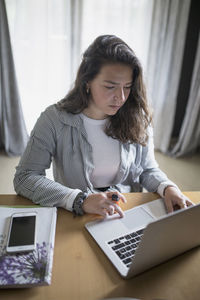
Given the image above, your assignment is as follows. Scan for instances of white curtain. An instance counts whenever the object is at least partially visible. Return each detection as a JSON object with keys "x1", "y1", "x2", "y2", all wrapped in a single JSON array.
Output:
[
  {"x1": 5, "y1": 0, "x2": 153, "y2": 134},
  {"x1": 80, "y1": 0, "x2": 153, "y2": 73},
  {"x1": 146, "y1": 0, "x2": 191, "y2": 153},
  {"x1": 5, "y1": 0, "x2": 72, "y2": 133}
]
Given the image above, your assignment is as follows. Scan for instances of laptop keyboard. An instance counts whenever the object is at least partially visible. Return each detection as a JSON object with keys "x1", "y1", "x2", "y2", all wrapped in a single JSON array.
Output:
[{"x1": 107, "y1": 229, "x2": 144, "y2": 268}]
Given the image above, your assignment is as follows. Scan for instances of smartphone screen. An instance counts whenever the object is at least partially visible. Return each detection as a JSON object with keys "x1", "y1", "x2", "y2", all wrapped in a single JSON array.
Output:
[{"x1": 7, "y1": 213, "x2": 37, "y2": 252}]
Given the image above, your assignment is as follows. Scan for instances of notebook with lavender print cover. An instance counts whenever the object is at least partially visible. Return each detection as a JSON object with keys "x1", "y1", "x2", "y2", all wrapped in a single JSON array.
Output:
[{"x1": 0, "y1": 206, "x2": 57, "y2": 288}]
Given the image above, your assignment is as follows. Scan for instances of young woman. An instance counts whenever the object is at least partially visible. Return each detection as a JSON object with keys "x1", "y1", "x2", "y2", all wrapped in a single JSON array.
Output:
[{"x1": 14, "y1": 35, "x2": 193, "y2": 217}]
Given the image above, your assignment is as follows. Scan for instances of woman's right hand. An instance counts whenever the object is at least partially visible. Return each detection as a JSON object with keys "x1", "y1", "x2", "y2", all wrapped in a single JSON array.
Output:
[{"x1": 82, "y1": 191, "x2": 126, "y2": 218}]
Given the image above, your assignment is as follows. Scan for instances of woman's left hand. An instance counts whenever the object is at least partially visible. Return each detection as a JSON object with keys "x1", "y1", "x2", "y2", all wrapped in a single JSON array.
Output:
[{"x1": 164, "y1": 186, "x2": 194, "y2": 213}]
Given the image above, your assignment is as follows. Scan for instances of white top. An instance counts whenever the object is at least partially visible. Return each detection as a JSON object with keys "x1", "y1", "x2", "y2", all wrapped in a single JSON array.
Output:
[{"x1": 81, "y1": 114, "x2": 120, "y2": 188}]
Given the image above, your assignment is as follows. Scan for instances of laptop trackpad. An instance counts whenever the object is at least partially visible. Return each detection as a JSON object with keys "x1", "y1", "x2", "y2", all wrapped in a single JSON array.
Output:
[{"x1": 121, "y1": 207, "x2": 154, "y2": 230}]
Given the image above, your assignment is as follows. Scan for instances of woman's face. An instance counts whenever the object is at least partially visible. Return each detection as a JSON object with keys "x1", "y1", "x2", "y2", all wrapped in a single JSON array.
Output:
[{"x1": 83, "y1": 63, "x2": 133, "y2": 120}]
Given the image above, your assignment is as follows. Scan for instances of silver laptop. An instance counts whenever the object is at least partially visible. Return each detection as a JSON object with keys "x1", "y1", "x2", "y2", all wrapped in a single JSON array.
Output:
[{"x1": 85, "y1": 198, "x2": 200, "y2": 278}]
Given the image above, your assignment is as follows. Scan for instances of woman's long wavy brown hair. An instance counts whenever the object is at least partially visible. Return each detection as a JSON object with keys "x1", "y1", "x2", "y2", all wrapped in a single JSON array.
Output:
[{"x1": 57, "y1": 35, "x2": 152, "y2": 145}]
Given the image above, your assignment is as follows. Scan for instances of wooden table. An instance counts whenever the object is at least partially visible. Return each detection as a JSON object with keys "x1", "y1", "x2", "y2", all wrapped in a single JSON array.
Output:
[{"x1": 0, "y1": 192, "x2": 200, "y2": 300}]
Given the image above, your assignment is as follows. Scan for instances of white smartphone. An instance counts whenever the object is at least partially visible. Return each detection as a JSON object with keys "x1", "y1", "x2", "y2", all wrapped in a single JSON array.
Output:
[{"x1": 6, "y1": 212, "x2": 37, "y2": 253}]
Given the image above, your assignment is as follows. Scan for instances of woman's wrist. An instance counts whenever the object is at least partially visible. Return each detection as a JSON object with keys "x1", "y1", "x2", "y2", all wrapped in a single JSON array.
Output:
[
  {"x1": 163, "y1": 185, "x2": 174, "y2": 196},
  {"x1": 72, "y1": 192, "x2": 88, "y2": 216},
  {"x1": 163, "y1": 185, "x2": 179, "y2": 197}
]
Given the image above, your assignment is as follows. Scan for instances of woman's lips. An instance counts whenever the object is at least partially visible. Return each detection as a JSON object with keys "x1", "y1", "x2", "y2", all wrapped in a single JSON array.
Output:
[{"x1": 109, "y1": 105, "x2": 121, "y2": 109}]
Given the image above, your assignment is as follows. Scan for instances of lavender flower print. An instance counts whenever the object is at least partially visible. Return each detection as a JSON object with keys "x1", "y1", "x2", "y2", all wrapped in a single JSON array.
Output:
[{"x1": 0, "y1": 242, "x2": 52, "y2": 286}]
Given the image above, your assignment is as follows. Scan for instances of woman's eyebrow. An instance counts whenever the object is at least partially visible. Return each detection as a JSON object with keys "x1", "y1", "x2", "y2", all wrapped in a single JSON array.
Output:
[{"x1": 103, "y1": 80, "x2": 132, "y2": 85}]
